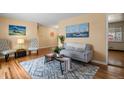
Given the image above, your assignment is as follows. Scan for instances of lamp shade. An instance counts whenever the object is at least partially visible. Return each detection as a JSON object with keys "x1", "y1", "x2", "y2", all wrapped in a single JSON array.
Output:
[{"x1": 17, "y1": 38, "x2": 24, "y2": 44}]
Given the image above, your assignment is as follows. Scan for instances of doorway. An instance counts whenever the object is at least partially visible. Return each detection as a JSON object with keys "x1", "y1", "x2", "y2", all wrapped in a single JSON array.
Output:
[{"x1": 108, "y1": 13, "x2": 124, "y2": 67}]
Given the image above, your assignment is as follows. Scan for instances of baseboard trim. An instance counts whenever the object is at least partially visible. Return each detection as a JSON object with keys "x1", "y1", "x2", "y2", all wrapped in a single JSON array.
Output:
[
  {"x1": 0, "y1": 46, "x2": 56, "y2": 59},
  {"x1": 0, "y1": 56, "x2": 4, "y2": 59},
  {"x1": 39, "y1": 45, "x2": 57, "y2": 49},
  {"x1": 92, "y1": 60, "x2": 107, "y2": 65}
]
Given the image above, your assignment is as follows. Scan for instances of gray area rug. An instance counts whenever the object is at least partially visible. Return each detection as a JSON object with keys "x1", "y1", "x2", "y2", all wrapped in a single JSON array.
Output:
[{"x1": 20, "y1": 57, "x2": 99, "y2": 79}]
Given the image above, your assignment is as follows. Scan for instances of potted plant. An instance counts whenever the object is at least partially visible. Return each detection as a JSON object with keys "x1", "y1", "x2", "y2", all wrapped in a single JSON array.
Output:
[
  {"x1": 53, "y1": 35, "x2": 65, "y2": 54},
  {"x1": 58, "y1": 35, "x2": 65, "y2": 44},
  {"x1": 58, "y1": 35, "x2": 65, "y2": 48},
  {"x1": 53, "y1": 46, "x2": 62, "y2": 54}
]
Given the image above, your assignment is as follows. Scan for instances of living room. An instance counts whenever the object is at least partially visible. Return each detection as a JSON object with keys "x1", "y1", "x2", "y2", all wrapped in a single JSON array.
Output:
[{"x1": 0, "y1": 13, "x2": 124, "y2": 79}]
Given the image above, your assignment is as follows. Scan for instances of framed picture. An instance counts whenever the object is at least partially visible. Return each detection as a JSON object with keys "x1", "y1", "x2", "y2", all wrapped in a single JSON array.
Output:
[
  {"x1": 9, "y1": 25, "x2": 26, "y2": 36},
  {"x1": 66, "y1": 23, "x2": 89, "y2": 38}
]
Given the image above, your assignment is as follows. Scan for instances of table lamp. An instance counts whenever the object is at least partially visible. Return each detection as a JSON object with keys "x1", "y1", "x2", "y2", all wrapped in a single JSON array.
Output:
[{"x1": 17, "y1": 38, "x2": 24, "y2": 50}]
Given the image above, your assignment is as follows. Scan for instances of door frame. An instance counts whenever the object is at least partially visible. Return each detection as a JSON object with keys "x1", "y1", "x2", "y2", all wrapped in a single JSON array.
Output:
[{"x1": 106, "y1": 14, "x2": 109, "y2": 65}]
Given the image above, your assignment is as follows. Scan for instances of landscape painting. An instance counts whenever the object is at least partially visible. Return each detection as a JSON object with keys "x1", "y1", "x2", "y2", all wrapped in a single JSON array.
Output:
[
  {"x1": 9, "y1": 25, "x2": 26, "y2": 36},
  {"x1": 66, "y1": 23, "x2": 89, "y2": 38}
]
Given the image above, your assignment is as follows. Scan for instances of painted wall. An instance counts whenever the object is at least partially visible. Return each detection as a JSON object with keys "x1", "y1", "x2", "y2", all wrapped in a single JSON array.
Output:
[
  {"x1": 59, "y1": 13, "x2": 106, "y2": 62},
  {"x1": 38, "y1": 26, "x2": 58, "y2": 48},
  {"x1": 0, "y1": 17, "x2": 38, "y2": 49}
]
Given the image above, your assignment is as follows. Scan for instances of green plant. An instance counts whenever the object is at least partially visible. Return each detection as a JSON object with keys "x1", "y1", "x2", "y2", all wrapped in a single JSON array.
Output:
[
  {"x1": 58, "y1": 35, "x2": 65, "y2": 44},
  {"x1": 53, "y1": 46, "x2": 62, "y2": 53}
]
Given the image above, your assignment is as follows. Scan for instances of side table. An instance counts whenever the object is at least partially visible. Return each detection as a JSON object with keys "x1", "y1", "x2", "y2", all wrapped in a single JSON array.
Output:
[
  {"x1": 15, "y1": 49, "x2": 27, "y2": 58},
  {"x1": 55, "y1": 57, "x2": 71, "y2": 74}
]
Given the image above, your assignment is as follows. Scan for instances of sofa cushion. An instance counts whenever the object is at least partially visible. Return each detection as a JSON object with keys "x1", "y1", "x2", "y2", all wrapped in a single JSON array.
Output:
[
  {"x1": 64, "y1": 43, "x2": 86, "y2": 52},
  {"x1": 65, "y1": 45, "x2": 75, "y2": 50},
  {"x1": 28, "y1": 47, "x2": 38, "y2": 51},
  {"x1": 0, "y1": 50, "x2": 16, "y2": 55},
  {"x1": 60, "y1": 49, "x2": 72, "y2": 57}
]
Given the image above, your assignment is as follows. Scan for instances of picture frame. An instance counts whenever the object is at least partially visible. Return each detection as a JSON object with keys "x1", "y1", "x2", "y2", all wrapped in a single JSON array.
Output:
[
  {"x1": 9, "y1": 25, "x2": 26, "y2": 36},
  {"x1": 66, "y1": 23, "x2": 89, "y2": 38}
]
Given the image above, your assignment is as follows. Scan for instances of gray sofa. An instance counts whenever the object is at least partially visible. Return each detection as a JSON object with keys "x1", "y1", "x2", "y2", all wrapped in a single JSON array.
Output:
[{"x1": 60, "y1": 43, "x2": 93, "y2": 63}]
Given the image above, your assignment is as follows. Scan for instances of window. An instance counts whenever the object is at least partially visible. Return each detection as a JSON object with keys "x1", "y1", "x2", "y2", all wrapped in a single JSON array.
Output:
[{"x1": 108, "y1": 27, "x2": 122, "y2": 42}]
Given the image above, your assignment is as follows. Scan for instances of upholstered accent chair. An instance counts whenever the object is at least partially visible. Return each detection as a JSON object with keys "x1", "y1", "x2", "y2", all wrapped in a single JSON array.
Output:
[
  {"x1": 28, "y1": 38, "x2": 39, "y2": 55},
  {"x1": 0, "y1": 39, "x2": 16, "y2": 62}
]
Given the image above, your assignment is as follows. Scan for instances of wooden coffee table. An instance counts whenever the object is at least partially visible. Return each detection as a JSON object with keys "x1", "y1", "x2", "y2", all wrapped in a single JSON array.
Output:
[
  {"x1": 44, "y1": 53, "x2": 56, "y2": 63},
  {"x1": 44, "y1": 53, "x2": 71, "y2": 75}
]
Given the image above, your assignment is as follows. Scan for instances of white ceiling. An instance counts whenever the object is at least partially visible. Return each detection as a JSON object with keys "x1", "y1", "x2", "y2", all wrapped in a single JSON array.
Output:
[
  {"x1": 1, "y1": 13, "x2": 123, "y2": 26},
  {"x1": 108, "y1": 13, "x2": 124, "y2": 23},
  {"x1": 0, "y1": 13, "x2": 82, "y2": 27}
]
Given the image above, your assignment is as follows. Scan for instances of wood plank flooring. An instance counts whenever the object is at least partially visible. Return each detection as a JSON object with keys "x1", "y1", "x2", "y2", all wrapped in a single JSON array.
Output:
[
  {"x1": 0, "y1": 48, "x2": 52, "y2": 79},
  {"x1": 94, "y1": 64, "x2": 124, "y2": 79},
  {"x1": 0, "y1": 48, "x2": 124, "y2": 79},
  {"x1": 108, "y1": 50, "x2": 124, "y2": 67}
]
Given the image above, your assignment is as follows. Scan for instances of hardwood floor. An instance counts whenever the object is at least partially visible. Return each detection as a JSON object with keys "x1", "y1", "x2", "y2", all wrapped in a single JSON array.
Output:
[
  {"x1": 0, "y1": 48, "x2": 52, "y2": 79},
  {"x1": 0, "y1": 48, "x2": 124, "y2": 79},
  {"x1": 94, "y1": 63, "x2": 124, "y2": 79},
  {"x1": 109, "y1": 50, "x2": 124, "y2": 67}
]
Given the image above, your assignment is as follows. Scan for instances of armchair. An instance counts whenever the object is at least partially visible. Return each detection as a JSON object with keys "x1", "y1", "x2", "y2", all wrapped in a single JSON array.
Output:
[
  {"x1": 0, "y1": 39, "x2": 16, "y2": 62},
  {"x1": 28, "y1": 38, "x2": 39, "y2": 55}
]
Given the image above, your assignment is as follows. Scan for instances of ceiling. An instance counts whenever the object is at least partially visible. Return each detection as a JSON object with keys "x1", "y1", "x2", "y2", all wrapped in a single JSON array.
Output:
[
  {"x1": 1, "y1": 13, "x2": 123, "y2": 26},
  {"x1": 108, "y1": 13, "x2": 124, "y2": 23},
  {"x1": 0, "y1": 13, "x2": 82, "y2": 27}
]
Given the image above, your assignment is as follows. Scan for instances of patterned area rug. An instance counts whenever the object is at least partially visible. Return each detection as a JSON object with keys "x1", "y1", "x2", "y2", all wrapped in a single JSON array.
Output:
[{"x1": 20, "y1": 57, "x2": 99, "y2": 79}]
